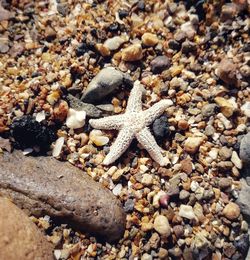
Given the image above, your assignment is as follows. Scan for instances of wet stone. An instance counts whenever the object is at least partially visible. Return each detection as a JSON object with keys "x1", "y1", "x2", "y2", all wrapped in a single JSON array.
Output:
[{"x1": 0, "y1": 151, "x2": 126, "y2": 242}]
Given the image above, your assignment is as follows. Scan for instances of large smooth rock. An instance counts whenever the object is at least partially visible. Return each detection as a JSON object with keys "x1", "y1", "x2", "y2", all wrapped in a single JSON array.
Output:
[
  {"x1": 0, "y1": 197, "x2": 54, "y2": 260},
  {"x1": 0, "y1": 151, "x2": 126, "y2": 242},
  {"x1": 81, "y1": 67, "x2": 126, "y2": 103},
  {"x1": 236, "y1": 179, "x2": 250, "y2": 223},
  {"x1": 240, "y1": 132, "x2": 250, "y2": 166}
]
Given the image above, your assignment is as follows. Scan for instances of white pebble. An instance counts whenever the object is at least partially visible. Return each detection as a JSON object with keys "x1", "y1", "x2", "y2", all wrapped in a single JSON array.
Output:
[
  {"x1": 153, "y1": 215, "x2": 171, "y2": 236},
  {"x1": 66, "y1": 108, "x2": 86, "y2": 129},
  {"x1": 112, "y1": 184, "x2": 122, "y2": 196},
  {"x1": 179, "y1": 205, "x2": 196, "y2": 220},
  {"x1": 231, "y1": 151, "x2": 242, "y2": 169},
  {"x1": 52, "y1": 137, "x2": 64, "y2": 157}
]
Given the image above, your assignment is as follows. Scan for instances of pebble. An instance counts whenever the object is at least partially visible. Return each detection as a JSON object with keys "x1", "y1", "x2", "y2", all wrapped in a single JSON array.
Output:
[
  {"x1": 67, "y1": 94, "x2": 102, "y2": 118},
  {"x1": 231, "y1": 151, "x2": 242, "y2": 169},
  {"x1": 121, "y1": 43, "x2": 143, "y2": 61},
  {"x1": 0, "y1": 197, "x2": 54, "y2": 260},
  {"x1": 159, "y1": 194, "x2": 170, "y2": 208},
  {"x1": 184, "y1": 137, "x2": 203, "y2": 154},
  {"x1": 141, "y1": 33, "x2": 159, "y2": 47},
  {"x1": 223, "y1": 202, "x2": 240, "y2": 220},
  {"x1": 66, "y1": 108, "x2": 86, "y2": 129},
  {"x1": 218, "y1": 178, "x2": 232, "y2": 189},
  {"x1": 112, "y1": 184, "x2": 122, "y2": 196},
  {"x1": 0, "y1": 42, "x2": 9, "y2": 53},
  {"x1": 89, "y1": 130, "x2": 109, "y2": 146},
  {"x1": 124, "y1": 199, "x2": 134, "y2": 213},
  {"x1": 179, "y1": 205, "x2": 196, "y2": 220},
  {"x1": 153, "y1": 215, "x2": 171, "y2": 237},
  {"x1": 180, "y1": 158, "x2": 193, "y2": 174},
  {"x1": 214, "y1": 97, "x2": 236, "y2": 118},
  {"x1": 178, "y1": 119, "x2": 189, "y2": 130},
  {"x1": 240, "y1": 132, "x2": 250, "y2": 166},
  {"x1": 241, "y1": 102, "x2": 250, "y2": 118},
  {"x1": 179, "y1": 190, "x2": 190, "y2": 200},
  {"x1": 181, "y1": 40, "x2": 197, "y2": 54},
  {"x1": 141, "y1": 253, "x2": 153, "y2": 260},
  {"x1": 173, "y1": 225, "x2": 184, "y2": 238},
  {"x1": 221, "y1": 3, "x2": 238, "y2": 22},
  {"x1": 104, "y1": 36, "x2": 126, "y2": 51},
  {"x1": 52, "y1": 137, "x2": 64, "y2": 157},
  {"x1": 201, "y1": 103, "x2": 217, "y2": 118},
  {"x1": 205, "y1": 125, "x2": 215, "y2": 136},
  {"x1": 152, "y1": 115, "x2": 170, "y2": 142},
  {"x1": 81, "y1": 67, "x2": 126, "y2": 103},
  {"x1": 217, "y1": 58, "x2": 238, "y2": 86},
  {"x1": 219, "y1": 146, "x2": 232, "y2": 160},
  {"x1": 0, "y1": 151, "x2": 126, "y2": 242},
  {"x1": 150, "y1": 56, "x2": 170, "y2": 74},
  {"x1": 141, "y1": 173, "x2": 153, "y2": 186}
]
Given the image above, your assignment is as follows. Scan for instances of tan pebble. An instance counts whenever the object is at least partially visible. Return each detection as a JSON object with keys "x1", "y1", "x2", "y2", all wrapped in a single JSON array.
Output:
[
  {"x1": 141, "y1": 33, "x2": 159, "y2": 47},
  {"x1": 89, "y1": 130, "x2": 109, "y2": 146},
  {"x1": 223, "y1": 202, "x2": 240, "y2": 220},
  {"x1": 214, "y1": 97, "x2": 236, "y2": 118},
  {"x1": 121, "y1": 43, "x2": 143, "y2": 61},
  {"x1": 95, "y1": 43, "x2": 110, "y2": 57},
  {"x1": 46, "y1": 91, "x2": 60, "y2": 105},
  {"x1": 184, "y1": 137, "x2": 203, "y2": 154},
  {"x1": 141, "y1": 173, "x2": 153, "y2": 186},
  {"x1": 153, "y1": 215, "x2": 171, "y2": 236},
  {"x1": 180, "y1": 158, "x2": 192, "y2": 174}
]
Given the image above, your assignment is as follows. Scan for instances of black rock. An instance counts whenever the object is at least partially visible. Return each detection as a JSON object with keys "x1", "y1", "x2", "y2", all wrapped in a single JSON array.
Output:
[
  {"x1": 150, "y1": 56, "x2": 170, "y2": 74},
  {"x1": 152, "y1": 115, "x2": 170, "y2": 143},
  {"x1": 10, "y1": 115, "x2": 56, "y2": 152},
  {"x1": 168, "y1": 39, "x2": 181, "y2": 51},
  {"x1": 118, "y1": 9, "x2": 129, "y2": 19}
]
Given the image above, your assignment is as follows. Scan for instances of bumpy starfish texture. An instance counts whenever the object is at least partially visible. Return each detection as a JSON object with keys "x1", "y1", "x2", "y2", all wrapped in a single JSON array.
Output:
[{"x1": 89, "y1": 81, "x2": 173, "y2": 166}]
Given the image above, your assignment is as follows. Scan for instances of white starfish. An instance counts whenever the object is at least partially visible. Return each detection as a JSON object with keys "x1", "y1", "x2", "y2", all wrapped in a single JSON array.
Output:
[{"x1": 89, "y1": 81, "x2": 173, "y2": 166}]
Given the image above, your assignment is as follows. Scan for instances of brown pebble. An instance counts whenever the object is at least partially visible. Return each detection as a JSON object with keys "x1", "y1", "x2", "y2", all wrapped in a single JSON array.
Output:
[{"x1": 178, "y1": 119, "x2": 189, "y2": 130}]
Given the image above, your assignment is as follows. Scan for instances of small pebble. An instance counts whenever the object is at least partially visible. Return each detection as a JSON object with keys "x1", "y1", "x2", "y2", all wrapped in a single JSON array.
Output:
[
  {"x1": 89, "y1": 130, "x2": 109, "y2": 147},
  {"x1": 141, "y1": 33, "x2": 159, "y2": 47},
  {"x1": 223, "y1": 202, "x2": 240, "y2": 220},
  {"x1": 66, "y1": 108, "x2": 86, "y2": 129},
  {"x1": 150, "y1": 56, "x2": 170, "y2": 74},
  {"x1": 121, "y1": 43, "x2": 143, "y2": 61},
  {"x1": 184, "y1": 137, "x2": 203, "y2": 154},
  {"x1": 179, "y1": 205, "x2": 196, "y2": 220},
  {"x1": 153, "y1": 215, "x2": 171, "y2": 237}
]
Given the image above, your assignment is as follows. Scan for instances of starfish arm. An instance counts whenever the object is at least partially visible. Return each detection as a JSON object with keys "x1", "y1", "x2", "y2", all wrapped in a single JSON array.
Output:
[
  {"x1": 103, "y1": 128, "x2": 134, "y2": 165},
  {"x1": 144, "y1": 99, "x2": 173, "y2": 125},
  {"x1": 89, "y1": 114, "x2": 125, "y2": 130},
  {"x1": 126, "y1": 81, "x2": 144, "y2": 112},
  {"x1": 135, "y1": 127, "x2": 167, "y2": 166}
]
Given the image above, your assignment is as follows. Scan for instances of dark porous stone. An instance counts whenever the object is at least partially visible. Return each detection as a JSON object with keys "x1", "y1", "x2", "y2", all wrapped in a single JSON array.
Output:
[
  {"x1": 10, "y1": 115, "x2": 56, "y2": 152},
  {"x1": 0, "y1": 151, "x2": 126, "y2": 242},
  {"x1": 150, "y1": 56, "x2": 170, "y2": 74},
  {"x1": 0, "y1": 197, "x2": 54, "y2": 260},
  {"x1": 152, "y1": 115, "x2": 170, "y2": 143}
]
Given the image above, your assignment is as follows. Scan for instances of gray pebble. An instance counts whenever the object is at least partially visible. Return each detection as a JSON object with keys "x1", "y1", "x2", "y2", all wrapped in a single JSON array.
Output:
[
  {"x1": 150, "y1": 56, "x2": 170, "y2": 74},
  {"x1": 201, "y1": 103, "x2": 217, "y2": 118},
  {"x1": 81, "y1": 67, "x2": 127, "y2": 103}
]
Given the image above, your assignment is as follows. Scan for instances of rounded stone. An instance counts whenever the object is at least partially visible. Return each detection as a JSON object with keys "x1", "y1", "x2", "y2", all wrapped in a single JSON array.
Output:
[
  {"x1": 0, "y1": 197, "x2": 54, "y2": 260},
  {"x1": 153, "y1": 215, "x2": 171, "y2": 236},
  {"x1": 141, "y1": 33, "x2": 159, "y2": 47},
  {"x1": 223, "y1": 202, "x2": 240, "y2": 220},
  {"x1": 121, "y1": 43, "x2": 143, "y2": 61},
  {"x1": 150, "y1": 56, "x2": 170, "y2": 74}
]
